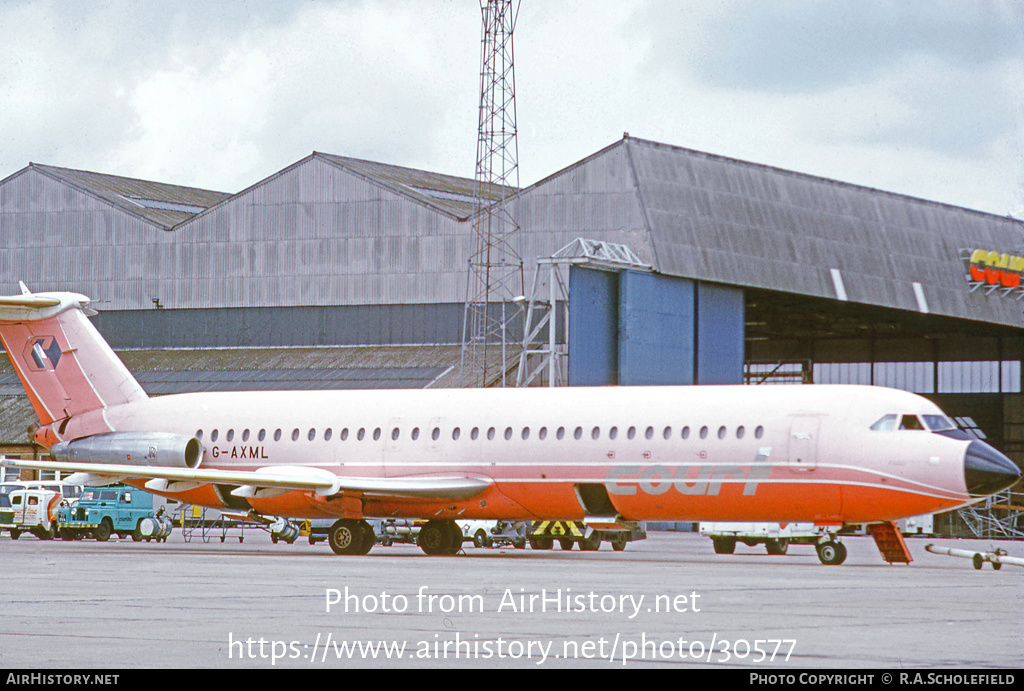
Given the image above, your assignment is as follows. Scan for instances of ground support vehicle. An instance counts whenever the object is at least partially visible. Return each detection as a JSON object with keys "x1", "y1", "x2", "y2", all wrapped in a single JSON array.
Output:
[
  {"x1": 528, "y1": 520, "x2": 646, "y2": 551},
  {"x1": 699, "y1": 521, "x2": 821, "y2": 556},
  {"x1": 56, "y1": 485, "x2": 168, "y2": 541},
  {"x1": 458, "y1": 520, "x2": 528, "y2": 549},
  {"x1": 4, "y1": 488, "x2": 62, "y2": 539}
]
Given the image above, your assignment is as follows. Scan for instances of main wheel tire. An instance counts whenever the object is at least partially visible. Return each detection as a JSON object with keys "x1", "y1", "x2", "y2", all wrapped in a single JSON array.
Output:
[
  {"x1": 558, "y1": 538, "x2": 574, "y2": 550},
  {"x1": 817, "y1": 540, "x2": 847, "y2": 565},
  {"x1": 329, "y1": 519, "x2": 370, "y2": 556},
  {"x1": 578, "y1": 534, "x2": 601, "y2": 551},
  {"x1": 418, "y1": 520, "x2": 455, "y2": 555},
  {"x1": 766, "y1": 538, "x2": 789, "y2": 555},
  {"x1": 473, "y1": 529, "x2": 489, "y2": 548}
]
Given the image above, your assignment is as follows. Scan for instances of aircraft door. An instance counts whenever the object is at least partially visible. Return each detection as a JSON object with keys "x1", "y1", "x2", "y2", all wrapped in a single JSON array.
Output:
[{"x1": 788, "y1": 416, "x2": 820, "y2": 470}]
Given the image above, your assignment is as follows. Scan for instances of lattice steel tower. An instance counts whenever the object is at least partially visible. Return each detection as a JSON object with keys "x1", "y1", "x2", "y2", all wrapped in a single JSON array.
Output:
[{"x1": 461, "y1": 0, "x2": 524, "y2": 387}]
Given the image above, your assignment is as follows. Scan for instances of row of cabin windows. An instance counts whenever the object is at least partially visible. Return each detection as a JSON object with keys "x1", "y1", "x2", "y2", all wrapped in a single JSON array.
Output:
[{"x1": 195, "y1": 424, "x2": 765, "y2": 444}]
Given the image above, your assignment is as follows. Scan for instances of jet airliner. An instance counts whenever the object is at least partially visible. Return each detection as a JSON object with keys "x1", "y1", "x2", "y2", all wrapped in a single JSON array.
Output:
[{"x1": 0, "y1": 285, "x2": 1018, "y2": 564}]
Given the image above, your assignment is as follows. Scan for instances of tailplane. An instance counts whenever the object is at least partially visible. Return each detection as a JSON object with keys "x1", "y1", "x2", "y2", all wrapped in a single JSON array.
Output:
[{"x1": 0, "y1": 283, "x2": 146, "y2": 437}]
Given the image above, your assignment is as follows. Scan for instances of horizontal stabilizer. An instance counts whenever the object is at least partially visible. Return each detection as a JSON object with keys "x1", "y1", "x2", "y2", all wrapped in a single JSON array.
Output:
[
  {"x1": 1, "y1": 458, "x2": 490, "y2": 501},
  {"x1": 0, "y1": 294, "x2": 63, "y2": 309}
]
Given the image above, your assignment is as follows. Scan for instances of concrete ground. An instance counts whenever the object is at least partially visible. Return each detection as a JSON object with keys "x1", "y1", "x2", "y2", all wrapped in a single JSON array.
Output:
[{"x1": 1, "y1": 530, "x2": 1021, "y2": 669}]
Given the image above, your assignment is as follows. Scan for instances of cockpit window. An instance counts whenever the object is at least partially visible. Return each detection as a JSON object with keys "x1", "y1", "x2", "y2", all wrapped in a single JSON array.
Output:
[
  {"x1": 922, "y1": 415, "x2": 956, "y2": 432},
  {"x1": 870, "y1": 415, "x2": 897, "y2": 431},
  {"x1": 899, "y1": 415, "x2": 925, "y2": 430},
  {"x1": 871, "y1": 414, "x2": 931, "y2": 431}
]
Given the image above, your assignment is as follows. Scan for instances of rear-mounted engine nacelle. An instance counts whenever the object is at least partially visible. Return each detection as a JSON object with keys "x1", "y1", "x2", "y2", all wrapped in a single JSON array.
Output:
[{"x1": 50, "y1": 432, "x2": 203, "y2": 469}]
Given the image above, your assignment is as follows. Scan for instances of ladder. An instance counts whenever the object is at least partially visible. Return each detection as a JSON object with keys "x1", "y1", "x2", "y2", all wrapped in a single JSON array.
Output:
[{"x1": 867, "y1": 521, "x2": 913, "y2": 564}]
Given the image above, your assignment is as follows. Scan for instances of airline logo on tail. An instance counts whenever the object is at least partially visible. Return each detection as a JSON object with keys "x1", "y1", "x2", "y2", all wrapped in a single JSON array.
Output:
[{"x1": 27, "y1": 336, "x2": 62, "y2": 371}]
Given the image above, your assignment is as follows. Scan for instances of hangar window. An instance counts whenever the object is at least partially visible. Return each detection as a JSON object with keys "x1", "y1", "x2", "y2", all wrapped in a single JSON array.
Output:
[{"x1": 274, "y1": 429, "x2": 282, "y2": 442}]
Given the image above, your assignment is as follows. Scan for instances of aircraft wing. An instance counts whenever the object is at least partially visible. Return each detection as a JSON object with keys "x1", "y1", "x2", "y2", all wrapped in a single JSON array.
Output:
[{"x1": 0, "y1": 458, "x2": 489, "y2": 501}]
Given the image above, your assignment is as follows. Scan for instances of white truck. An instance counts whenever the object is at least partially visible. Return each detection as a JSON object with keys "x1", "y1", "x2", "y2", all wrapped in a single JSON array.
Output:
[
  {"x1": 2, "y1": 488, "x2": 63, "y2": 540},
  {"x1": 699, "y1": 522, "x2": 820, "y2": 555}
]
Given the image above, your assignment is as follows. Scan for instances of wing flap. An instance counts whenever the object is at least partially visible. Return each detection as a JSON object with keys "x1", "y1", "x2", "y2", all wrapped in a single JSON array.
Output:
[{"x1": 0, "y1": 458, "x2": 489, "y2": 501}]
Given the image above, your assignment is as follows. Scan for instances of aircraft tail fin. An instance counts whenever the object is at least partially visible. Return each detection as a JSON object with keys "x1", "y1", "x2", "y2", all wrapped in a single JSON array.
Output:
[{"x1": 0, "y1": 285, "x2": 147, "y2": 428}]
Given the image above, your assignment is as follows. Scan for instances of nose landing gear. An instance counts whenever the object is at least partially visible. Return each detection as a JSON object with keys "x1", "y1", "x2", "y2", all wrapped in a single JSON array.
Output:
[{"x1": 816, "y1": 539, "x2": 847, "y2": 565}]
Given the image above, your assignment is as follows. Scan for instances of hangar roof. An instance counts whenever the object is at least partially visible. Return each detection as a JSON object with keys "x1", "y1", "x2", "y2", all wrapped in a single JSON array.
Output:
[
  {"x1": 525, "y1": 136, "x2": 1024, "y2": 330},
  {"x1": 315, "y1": 152, "x2": 512, "y2": 219},
  {"x1": 14, "y1": 163, "x2": 232, "y2": 229}
]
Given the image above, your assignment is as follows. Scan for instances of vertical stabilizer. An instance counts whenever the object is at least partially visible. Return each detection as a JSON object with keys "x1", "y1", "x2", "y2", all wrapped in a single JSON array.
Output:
[{"x1": 0, "y1": 287, "x2": 147, "y2": 426}]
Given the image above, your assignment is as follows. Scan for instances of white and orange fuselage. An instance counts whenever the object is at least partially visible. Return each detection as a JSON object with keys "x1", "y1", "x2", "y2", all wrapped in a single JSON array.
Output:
[{"x1": 85, "y1": 385, "x2": 984, "y2": 525}]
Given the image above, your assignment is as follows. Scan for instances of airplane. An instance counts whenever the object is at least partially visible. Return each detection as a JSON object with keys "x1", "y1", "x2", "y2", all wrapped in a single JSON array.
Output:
[{"x1": 0, "y1": 284, "x2": 1019, "y2": 564}]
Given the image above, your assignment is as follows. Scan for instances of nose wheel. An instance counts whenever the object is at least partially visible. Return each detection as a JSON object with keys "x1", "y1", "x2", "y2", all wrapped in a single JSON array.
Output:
[{"x1": 816, "y1": 540, "x2": 847, "y2": 565}]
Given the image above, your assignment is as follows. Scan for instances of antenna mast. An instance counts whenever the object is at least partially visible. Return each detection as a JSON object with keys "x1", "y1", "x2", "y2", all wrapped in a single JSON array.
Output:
[{"x1": 461, "y1": 0, "x2": 524, "y2": 387}]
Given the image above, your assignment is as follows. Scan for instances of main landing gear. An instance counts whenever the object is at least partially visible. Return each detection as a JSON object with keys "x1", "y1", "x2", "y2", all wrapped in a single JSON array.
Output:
[
  {"x1": 327, "y1": 518, "x2": 464, "y2": 556},
  {"x1": 327, "y1": 519, "x2": 375, "y2": 556},
  {"x1": 415, "y1": 519, "x2": 463, "y2": 556}
]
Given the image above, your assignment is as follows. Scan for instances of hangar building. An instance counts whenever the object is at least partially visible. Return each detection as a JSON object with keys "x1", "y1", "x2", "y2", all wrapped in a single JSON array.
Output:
[{"x1": 2, "y1": 135, "x2": 1022, "y2": 535}]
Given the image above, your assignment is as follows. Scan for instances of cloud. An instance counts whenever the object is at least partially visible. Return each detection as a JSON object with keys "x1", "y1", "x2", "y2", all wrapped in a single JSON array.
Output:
[{"x1": 0, "y1": 0, "x2": 1020, "y2": 217}]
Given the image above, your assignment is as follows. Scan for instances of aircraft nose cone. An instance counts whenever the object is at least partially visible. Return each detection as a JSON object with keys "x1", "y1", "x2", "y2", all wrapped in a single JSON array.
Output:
[{"x1": 965, "y1": 441, "x2": 1021, "y2": 497}]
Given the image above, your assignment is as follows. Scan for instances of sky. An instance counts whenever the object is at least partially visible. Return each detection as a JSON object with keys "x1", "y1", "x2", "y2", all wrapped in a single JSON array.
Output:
[{"x1": 1, "y1": 0, "x2": 1022, "y2": 217}]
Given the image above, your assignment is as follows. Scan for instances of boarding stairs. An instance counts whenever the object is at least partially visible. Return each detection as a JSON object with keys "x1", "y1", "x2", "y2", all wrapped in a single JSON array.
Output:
[{"x1": 867, "y1": 521, "x2": 913, "y2": 564}]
